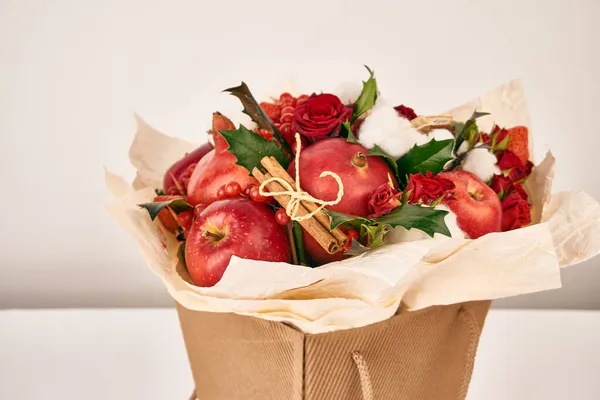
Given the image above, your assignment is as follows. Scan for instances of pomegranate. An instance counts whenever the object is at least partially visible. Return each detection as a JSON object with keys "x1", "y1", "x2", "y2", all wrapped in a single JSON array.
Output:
[
  {"x1": 289, "y1": 138, "x2": 398, "y2": 264},
  {"x1": 163, "y1": 143, "x2": 213, "y2": 196},
  {"x1": 185, "y1": 198, "x2": 290, "y2": 287},
  {"x1": 187, "y1": 112, "x2": 258, "y2": 205}
]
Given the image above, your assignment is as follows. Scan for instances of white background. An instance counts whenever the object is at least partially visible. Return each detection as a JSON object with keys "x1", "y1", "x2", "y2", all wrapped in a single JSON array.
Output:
[{"x1": 1, "y1": 0, "x2": 599, "y2": 308}]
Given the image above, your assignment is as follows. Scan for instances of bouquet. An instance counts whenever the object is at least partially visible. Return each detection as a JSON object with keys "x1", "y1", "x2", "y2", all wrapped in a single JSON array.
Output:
[{"x1": 106, "y1": 68, "x2": 600, "y2": 399}]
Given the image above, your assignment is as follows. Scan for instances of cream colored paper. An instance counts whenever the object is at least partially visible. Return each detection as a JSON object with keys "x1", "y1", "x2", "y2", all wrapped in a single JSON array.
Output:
[{"x1": 106, "y1": 80, "x2": 600, "y2": 334}]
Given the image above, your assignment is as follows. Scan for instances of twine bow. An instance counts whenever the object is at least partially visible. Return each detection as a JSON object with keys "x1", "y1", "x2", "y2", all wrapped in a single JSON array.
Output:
[{"x1": 258, "y1": 133, "x2": 344, "y2": 221}]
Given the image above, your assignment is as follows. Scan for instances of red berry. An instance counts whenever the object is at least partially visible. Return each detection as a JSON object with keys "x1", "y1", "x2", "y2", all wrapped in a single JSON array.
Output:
[
  {"x1": 274, "y1": 123, "x2": 282, "y2": 129},
  {"x1": 280, "y1": 113, "x2": 294, "y2": 124},
  {"x1": 193, "y1": 204, "x2": 206, "y2": 219},
  {"x1": 296, "y1": 94, "x2": 309, "y2": 105},
  {"x1": 279, "y1": 92, "x2": 294, "y2": 103},
  {"x1": 249, "y1": 186, "x2": 269, "y2": 203},
  {"x1": 254, "y1": 128, "x2": 274, "y2": 141},
  {"x1": 279, "y1": 122, "x2": 293, "y2": 136},
  {"x1": 347, "y1": 229, "x2": 360, "y2": 241},
  {"x1": 225, "y1": 181, "x2": 242, "y2": 198},
  {"x1": 186, "y1": 162, "x2": 197, "y2": 175},
  {"x1": 217, "y1": 185, "x2": 227, "y2": 199},
  {"x1": 281, "y1": 106, "x2": 295, "y2": 115},
  {"x1": 176, "y1": 211, "x2": 193, "y2": 230},
  {"x1": 242, "y1": 184, "x2": 254, "y2": 197},
  {"x1": 260, "y1": 102, "x2": 281, "y2": 122},
  {"x1": 274, "y1": 208, "x2": 291, "y2": 225}
]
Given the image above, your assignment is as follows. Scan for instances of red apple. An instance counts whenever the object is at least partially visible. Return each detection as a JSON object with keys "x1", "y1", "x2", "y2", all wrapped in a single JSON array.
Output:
[
  {"x1": 187, "y1": 112, "x2": 258, "y2": 205},
  {"x1": 438, "y1": 171, "x2": 502, "y2": 239},
  {"x1": 289, "y1": 138, "x2": 397, "y2": 264},
  {"x1": 185, "y1": 198, "x2": 290, "y2": 287},
  {"x1": 163, "y1": 143, "x2": 213, "y2": 196}
]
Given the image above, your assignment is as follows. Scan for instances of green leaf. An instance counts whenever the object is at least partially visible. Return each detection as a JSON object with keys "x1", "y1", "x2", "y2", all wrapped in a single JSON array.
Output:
[
  {"x1": 323, "y1": 209, "x2": 372, "y2": 231},
  {"x1": 396, "y1": 139, "x2": 454, "y2": 184},
  {"x1": 374, "y1": 204, "x2": 451, "y2": 238},
  {"x1": 177, "y1": 242, "x2": 187, "y2": 267},
  {"x1": 293, "y1": 221, "x2": 308, "y2": 266},
  {"x1": 361, "y1": 224, "x2": 390, "y2": 248},
  {"x1": 367, "y1": 145, "x2": 400, "y2": 180},
  {"x1": 495, "y1": 134, "x2": 510, "y2": 151},
  {"x1": 155, "y1": 188, "x2": 165, "y2": 196},
  {"x1": 223, "y1": 82, "x2": 292, "y2": 153},
  {"x1": 138, "y1": 198, "x2": 193, "y2": 221},
  {"x1": 220, "y1": 124, "x2": 291, "y2": 173},
  {"x1": 343, "y1": 121, "x2": 359, "y2": 143},
  {"x1": 453, "y1": 111, "x2": 489, "y2": 154},
  {"x1": 352, "y1": 65, "x2": 378, "y2": 121}
]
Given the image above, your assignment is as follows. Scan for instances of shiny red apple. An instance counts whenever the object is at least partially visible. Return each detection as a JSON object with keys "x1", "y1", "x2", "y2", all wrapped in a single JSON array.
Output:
[
  {"x1": 289, "y1": 138, "x2": 397, "y2": 264},
  {"x1": 187, "y1": 112, "x2": 258, "y2": 205},
  {"x1": 184, "y1": 198, "x2": 290, "y2": 287},
  {"x1": 153, "y1": 195, "x2": 182, "y2": 233},
  {"x1": 163, "y1": 143, "x2": 213, "y2": 196},
  {"x1": 439, "y1": 171, "x2": 502, "y2": 239}
]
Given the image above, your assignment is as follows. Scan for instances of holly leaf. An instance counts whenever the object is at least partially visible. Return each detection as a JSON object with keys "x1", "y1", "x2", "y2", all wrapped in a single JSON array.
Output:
[
  {"x1": 352, "y1": 65, "x2": 377, "y2": 121},
  {"x1": 138, "y1": 198, "x2": 193, "y2": 221},
  {"x1": 361, "y1": 224, "x2": 390, "y2": 248},
  {"x1": 374, "y1": 204, "x2": 451, "y2": 238},
  {"x1": 367, "y1": 145, "x2": 399, "y2": 180},
  {"x1": 453, "y1": 111, "x2": 489, "y2": 154},
  {"x1": 223, "y1": 82, "x2": 292, "y2": 153},
  {"x1": 220, "y1": 125, "x2": 291, "y2": 172},
  {"x1": 155, "y1": 188, "x2": 165, "y2": 196},
  {"x1": 343, "y1": 121, "x2": 359, "y2": 143},
  {"x1": 323, "y1": 209, "x2": 372, "y2": 231},
  {"x1": 396, "y1": 139, "x2": 454, "y2": 184},
  {"x1": 345, "y1": 239, "x2": 371, "y2": 256}
]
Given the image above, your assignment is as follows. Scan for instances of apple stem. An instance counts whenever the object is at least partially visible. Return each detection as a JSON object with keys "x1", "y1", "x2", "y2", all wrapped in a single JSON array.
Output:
[
  {"x1": 203, "y1": 223, "x2": 225, "y2": 242},
  {"x1": 351, "y1": 152, "x2": 367, "y2": 168},
  {"x1": 293, "y1": 221, "x2": 308, "y2": 266}
]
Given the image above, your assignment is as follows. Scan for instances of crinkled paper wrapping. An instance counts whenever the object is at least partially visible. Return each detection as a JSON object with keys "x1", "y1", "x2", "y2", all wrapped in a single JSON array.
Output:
[{"x1": 106, "y1": 79, "x2": 600, "y2": 333}]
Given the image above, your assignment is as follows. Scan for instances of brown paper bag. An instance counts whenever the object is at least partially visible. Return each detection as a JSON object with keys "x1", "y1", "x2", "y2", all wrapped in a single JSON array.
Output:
[{"x1": 177, "y1": 300, "x2": 490, "y2": 400}]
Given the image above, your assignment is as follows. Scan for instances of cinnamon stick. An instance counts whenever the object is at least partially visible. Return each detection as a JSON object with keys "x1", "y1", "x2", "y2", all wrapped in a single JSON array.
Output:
[
  {"x1": 252, "y1": 168, "x2": 341, "y2": 254},
  {"x1": 261, "y1": 157, "x2": 348, "y2": 247}
]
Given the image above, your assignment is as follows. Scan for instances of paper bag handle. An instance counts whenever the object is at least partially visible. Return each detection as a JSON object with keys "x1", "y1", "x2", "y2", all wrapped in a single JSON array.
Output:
[{"x1": 352, "y1": 351, "x2": 374, "y2": 400}]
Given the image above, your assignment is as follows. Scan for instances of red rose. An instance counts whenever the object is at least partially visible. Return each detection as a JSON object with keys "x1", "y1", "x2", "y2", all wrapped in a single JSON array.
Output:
[
  {"x1": 406, "y1": 172, "x2": 455, "y2": 205},
  {"x1": 501, "y1": 191, "x2": 531, "y2": 231},
  {"x1": 394, "y1": 104, "x2": 418, "y2": 120},
  {"x1": 496, "y1": 150, "x2": 533, "y2": 182},
  {"x1": 368, "y1": 183, "x2": 402, "y2": 218},
  {"x1": 292, "y1": 93, "x2": 352, "y2": 138},
  {"x1": 489, "y1": 174, "x2": 513, "y2": 198}
]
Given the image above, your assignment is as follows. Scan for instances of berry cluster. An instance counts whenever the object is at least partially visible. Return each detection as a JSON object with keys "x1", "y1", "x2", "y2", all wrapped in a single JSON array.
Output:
[
  {"x1": 166, "y1": 162, "x2": 197, "y2": 196},
  {"x1": 260, "y1": 92, "x2": 309, "y2": 146},
  {"x1": 215, "y1": 181, "x2": 269, "y2": 203}
]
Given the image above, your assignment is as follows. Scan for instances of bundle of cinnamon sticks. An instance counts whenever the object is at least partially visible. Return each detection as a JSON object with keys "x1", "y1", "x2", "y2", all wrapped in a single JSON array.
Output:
[{"x1": 252, "y1": 157, "x2": 348, "y2": 256}]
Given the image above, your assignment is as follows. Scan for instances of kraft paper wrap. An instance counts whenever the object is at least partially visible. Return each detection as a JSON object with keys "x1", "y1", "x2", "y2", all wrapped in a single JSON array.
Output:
[{"x1": 106, "y1": 79, "x2": 600, "y2": 335}]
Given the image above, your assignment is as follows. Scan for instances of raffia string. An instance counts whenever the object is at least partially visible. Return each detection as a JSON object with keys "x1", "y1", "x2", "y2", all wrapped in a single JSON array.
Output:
[{"x1": 258, "y1": 133, "x2": 344, "y2": 222}]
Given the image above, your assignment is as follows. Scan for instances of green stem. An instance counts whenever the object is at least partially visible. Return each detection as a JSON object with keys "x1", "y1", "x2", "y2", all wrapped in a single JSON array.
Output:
[{"x1": 293, "y1": 221, "x2": 308, "y2": 266}]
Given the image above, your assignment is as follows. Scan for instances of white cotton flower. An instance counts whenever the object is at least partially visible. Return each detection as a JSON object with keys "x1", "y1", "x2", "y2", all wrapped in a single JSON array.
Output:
[
  {"x1": 461, "y1": 148, "x2": 500, "y2": 182},
  {"x1": 428, "y1": 129, "x2": 454, "y2": 142},
  {"x1": 333, "y1": 81, "x2": 363, "y2": 104},
  {"x1": 384, "y1": 205, "x2": 465, "y2": 244},
  {"x1": 456, "y1": 140, "x2": 470, "y2": 155},
  {"x1": 358, "y1": 102, "x2": 427, "y2": 158}
]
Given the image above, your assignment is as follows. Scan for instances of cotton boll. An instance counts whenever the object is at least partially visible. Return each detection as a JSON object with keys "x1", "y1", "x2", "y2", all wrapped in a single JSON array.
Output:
[
  {"x1": 333, "y1": 81, "x2": 363, "y2": 104},
  {"x1": 461, "y1": 148, "x2": 500, "y2": 182},
  {"x1": 358, "y1": 103, "x2": 426, "y2": 158},
  {"x1": 428, "y1": 129, "x2": 454, "y2": 142},
  {"x1": 384, "y1": 205, "x2": 465, "y2": 244}
]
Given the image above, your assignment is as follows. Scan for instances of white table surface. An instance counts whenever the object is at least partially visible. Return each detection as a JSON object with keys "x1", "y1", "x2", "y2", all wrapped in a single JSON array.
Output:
[{"x1": 1, "y1": 308, "x2": 599, "y2": 399}]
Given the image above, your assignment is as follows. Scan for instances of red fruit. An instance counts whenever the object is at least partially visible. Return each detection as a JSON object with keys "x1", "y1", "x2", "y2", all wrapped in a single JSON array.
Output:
[
  {"x1": 216, "y1": 185, "x2": 227, "y2": 199},
  {"x1": 438, "y1": 171, "x2": 502, "y2": 239},
  {"x1": 289, "y1": 138, "x2": 397, "y2": 263},
  {"x1": 279, "y1": 92, "x2": 294, "y2": 103},
  {"x1": 254, "y1": 128, "x2": 274, "y2": 141},
  {"x1": 242, "y1": 184, "x2": 254, "y2": 197},
  {"x1": 176, "y1": 211, "x2": 193, "y2": 231},
  {"x1": 163, "y1": 143, "x2": 213, "y2": 196},
  {"x1": 185, "y1": 198, "x2": 290, "y2": 287},
  {"x1": 347, "y1": 229, "x2": 360, "y2": 241},
  {"x1": 187, "y1": 113, "x2": 258, "y2": 205},
  {"x1": 275, "y1": 208, "x2": 291, "y2": 225},
  {"x1": 281, "y1": 106, "x2": 295, "y2": 115},
  {"x1": 153, "y1": 195, "x2": 181, "y2": 233},
  {"x1": 260, "y1": 102, "x2": 281, "y2": 122},
  {"x1": 249, "y1": 186, "x2": 269, "y2": 203},
  {"x1": 225, "y1": 182, "x2": 242, "y2": 198},
  {"x1": 296, "y1": 94, "x2": 309, "y2": 105},
  {"x1": 506, "y1": 126, "x2": 530, "y2": 163},
  {"x1": 280, "y1": 113, "x2": 294, "y2": 124}
]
